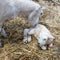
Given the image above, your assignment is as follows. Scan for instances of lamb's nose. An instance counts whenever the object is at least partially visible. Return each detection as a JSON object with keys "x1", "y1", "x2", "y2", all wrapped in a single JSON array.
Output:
[
  {"x1": 53, "y1": 37, "x2": 55, "y2": 40},
  {"x1": 49, "y1": 43, "x2": 53, "y2": 48}
]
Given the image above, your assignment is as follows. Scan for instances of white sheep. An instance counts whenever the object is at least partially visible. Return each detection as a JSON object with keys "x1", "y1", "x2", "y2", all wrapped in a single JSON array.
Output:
[
  {"x1": 23, "y1": 24, "x2": 55, "y2": 50},
  {"x1": 0, "y1": 0, "x2": 44, "y2": 37}
]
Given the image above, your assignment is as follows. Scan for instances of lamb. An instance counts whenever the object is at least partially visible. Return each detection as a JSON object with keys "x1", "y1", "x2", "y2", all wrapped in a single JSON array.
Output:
[
  {"x1": 23, "y1": 24, "x2": 55, "y2": 50},
  {"x1": 0, "y1": 0, "x2": 44, "y2": 38}
]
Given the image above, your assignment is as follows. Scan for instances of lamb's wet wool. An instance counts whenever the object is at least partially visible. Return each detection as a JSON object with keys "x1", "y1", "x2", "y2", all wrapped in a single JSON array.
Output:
[{"x1": 28, "y1": 24, "x2": 54, "y2": 50}]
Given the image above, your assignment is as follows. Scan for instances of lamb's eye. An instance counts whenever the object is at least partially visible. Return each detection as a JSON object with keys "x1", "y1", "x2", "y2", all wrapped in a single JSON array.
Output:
[{"x1": 41, "y1": 6, "x2": 42, "y2": 8}]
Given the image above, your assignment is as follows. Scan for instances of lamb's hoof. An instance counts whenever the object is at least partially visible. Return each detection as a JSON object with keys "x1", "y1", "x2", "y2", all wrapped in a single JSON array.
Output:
[
  {"x1": 41, "y1": 46, "x2": 47, "y2": 50},
  {"x1": 23, "y1": 36, "x2": 31, "y2": 43},
  {"x1": 0, "y1": 40, "x2": 4, "y2": 48}
]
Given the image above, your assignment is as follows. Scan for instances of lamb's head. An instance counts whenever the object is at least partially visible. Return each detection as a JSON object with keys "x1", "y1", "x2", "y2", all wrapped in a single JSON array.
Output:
[
  {"x1": 38, "y1": 29, "x2": 55, "y2": 50},
  {"x1": 28, "y1": 24, "x2": 55, "y2": 50}
]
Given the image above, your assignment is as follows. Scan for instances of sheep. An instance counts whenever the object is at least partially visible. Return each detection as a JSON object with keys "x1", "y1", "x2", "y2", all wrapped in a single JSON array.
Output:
[
  {"x1": 0, "y1": 0, "x2": 44, "y2": 38},
  {"x1": 23, "y1": 24, "x2": 55, "y2": 50}
]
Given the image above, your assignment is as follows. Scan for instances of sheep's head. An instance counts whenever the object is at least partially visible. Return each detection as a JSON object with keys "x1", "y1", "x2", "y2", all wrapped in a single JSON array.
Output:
[{"x1": 40, "y1": 6, "x2": 46, "y2": 15}]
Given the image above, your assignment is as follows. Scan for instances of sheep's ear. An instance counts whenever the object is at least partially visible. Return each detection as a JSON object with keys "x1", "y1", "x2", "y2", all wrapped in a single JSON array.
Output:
[
  {"x1": 28, "y1": 29, "x2": 35, "y2": 35},
  {"x1": 41, "y1": 6, "x2": 46, "y2": 10}
]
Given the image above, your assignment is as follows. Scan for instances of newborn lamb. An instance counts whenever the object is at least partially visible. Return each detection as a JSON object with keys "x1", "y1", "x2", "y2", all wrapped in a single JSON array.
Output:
[{"x1": 23, "y1": 24, "x2": 55, "y2": 50}]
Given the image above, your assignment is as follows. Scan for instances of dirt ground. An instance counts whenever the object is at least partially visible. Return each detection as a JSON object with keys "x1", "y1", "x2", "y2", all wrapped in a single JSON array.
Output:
[{"x1": 0, "y1": 0, "x2": 60, "y2": 60}]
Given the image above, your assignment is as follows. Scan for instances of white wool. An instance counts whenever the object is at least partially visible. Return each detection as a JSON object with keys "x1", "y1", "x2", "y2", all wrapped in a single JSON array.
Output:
[{"x1": 27, "y1": 24, "x2": 55, "y2": 50}]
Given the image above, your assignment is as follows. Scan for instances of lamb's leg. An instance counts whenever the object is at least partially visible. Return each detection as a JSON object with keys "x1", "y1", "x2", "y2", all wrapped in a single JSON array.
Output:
[
  {"x1": 28, "y1": 7, "x2": 42, "y2": 27},
  {"x1": 23, "y1": 29, "x2": 32, "y2": 43},
  {"x1": 28, "y1": 29, "x2": 35, "y2": 35}
]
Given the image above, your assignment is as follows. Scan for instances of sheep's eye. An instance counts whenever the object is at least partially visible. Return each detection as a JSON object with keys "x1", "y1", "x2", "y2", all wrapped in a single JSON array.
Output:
[{"x1": 43, "y1": 39, "x2": 46, "y2": 41}]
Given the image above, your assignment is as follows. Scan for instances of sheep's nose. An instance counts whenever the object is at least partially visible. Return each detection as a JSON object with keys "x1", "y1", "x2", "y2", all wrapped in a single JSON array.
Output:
[
  {"x1": 38, "y1": 42, "x2": 40, "y2": 44},
  {"x1": 41, "y1": 13, "x2": 42, "y2": 15}
]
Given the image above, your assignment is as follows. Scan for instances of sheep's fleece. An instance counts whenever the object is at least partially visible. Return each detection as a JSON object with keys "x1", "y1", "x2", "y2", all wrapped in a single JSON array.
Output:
[{"x1": 0, "y1": 0, "x2": 43, "y2": 37}]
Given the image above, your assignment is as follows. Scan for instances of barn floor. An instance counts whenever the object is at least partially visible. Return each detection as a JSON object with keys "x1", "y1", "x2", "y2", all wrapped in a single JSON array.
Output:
[{"x1": 0, "y1": 0, "x2": 60, "y2": 60}]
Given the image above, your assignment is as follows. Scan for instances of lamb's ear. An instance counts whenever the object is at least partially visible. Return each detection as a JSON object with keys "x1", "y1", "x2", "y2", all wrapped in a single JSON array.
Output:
[
  {"x1": 51, "y1": 36, "x2": 55, "y2": 40},
  {"x1": 49, "y1": 35, "x2": 55, "y2": 41},
  {"x1": 28, "y1": 29, "x2": 35, "y2": 35}
]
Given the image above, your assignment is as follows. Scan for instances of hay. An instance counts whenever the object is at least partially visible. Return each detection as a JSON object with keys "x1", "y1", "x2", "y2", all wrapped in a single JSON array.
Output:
[{"x1": 0, "y1": 0, "x2": 60, "y2": 60}]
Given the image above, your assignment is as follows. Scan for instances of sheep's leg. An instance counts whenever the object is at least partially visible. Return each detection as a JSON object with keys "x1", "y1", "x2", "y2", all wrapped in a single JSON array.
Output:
[
  {"x1": 23, "y1": 29, "x2": 32, "y2": 43},
  {"x1": 28, "y1": 7, "x2": 41, "y2": 27},
  {"x1": 1, "y1": 28, "x2": 7, "y2": 38},
  {"x1": 0, "y1": 25, "x2": 7, "y2": 38},
  {"x1": 0, "y1": 40, "x2": 4, "y2": 48},
  {"x1": 0, "y1": 26, "x2": 7, "y2": 47}
]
